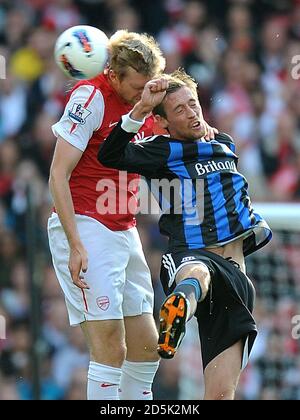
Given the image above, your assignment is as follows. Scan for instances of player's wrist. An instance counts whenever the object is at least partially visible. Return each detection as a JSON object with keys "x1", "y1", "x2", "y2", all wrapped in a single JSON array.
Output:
[
  {"x1": 68, "y1": 237, "x2": 83, "y2": 250},
  {"x1": 122, "y1": 112, "x2": 145, "y2": 133},
  {"x1": 131, "y1": 103, "x2": 152, "y2": 121}
]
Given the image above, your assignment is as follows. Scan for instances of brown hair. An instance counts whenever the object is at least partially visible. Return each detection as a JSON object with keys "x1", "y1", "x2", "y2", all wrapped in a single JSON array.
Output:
[
  {"x1": 153, "y1": 69, "x2": 198, "y2": 118},
  {"x1": 108, "y1": 30, "x2": 165, "y2": 79}
]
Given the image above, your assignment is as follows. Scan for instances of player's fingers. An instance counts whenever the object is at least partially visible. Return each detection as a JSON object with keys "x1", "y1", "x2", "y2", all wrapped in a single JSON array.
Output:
[
  {"x1": 149, "y1": 78, "x2": 168, "y2": 92},
  {"x1": 157, "y1": 78, "x2": 168, "y2": 92},
  {"x1": 69, "y1": 266, "x2": 89, "y2": 289},
  {"x1": 74, "y1": 278, "x2": 90, "y2": 289},
  {"x1": 148, "y1": 80, "x2": 159, "y2": 90},
  {"x1": 77, "y1": 277, "x2": 90, "y2": 289},
  {"x1": 69, "y1": 265, "x2": 78, "y2": 282},
  {"x1": 205, "y1": 126, "x2": 215, "y2": 140},
  {"x1": 161, "y1": 78, "x2": 169, "y2": 91},
  {"x1": 150, "y1": 81, "x2": 162, "y2": 92},
  {"x1": 82, "y1": 256, "x2": 88, "y2": 273}
]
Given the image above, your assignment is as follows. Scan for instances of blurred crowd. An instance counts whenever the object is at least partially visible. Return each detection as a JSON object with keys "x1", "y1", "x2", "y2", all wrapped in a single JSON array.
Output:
[{"x1": 0, "y1": 0, "x2": 300, "y2": 400}]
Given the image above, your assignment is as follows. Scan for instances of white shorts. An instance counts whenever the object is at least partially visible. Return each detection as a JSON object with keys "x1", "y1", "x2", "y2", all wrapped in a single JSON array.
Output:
[{"x1": 47, "y1": 213, "x2": 154, "y2": 326}]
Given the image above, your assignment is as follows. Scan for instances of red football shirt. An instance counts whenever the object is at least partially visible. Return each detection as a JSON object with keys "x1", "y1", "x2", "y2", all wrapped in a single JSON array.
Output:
[{"x1": 52, "y1": 73, "x2": 154, "y2": 230}]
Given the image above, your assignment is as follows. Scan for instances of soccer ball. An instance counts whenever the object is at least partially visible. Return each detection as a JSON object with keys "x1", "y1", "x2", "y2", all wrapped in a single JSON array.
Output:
[{"x1": 54, "y1": 25, "x2": 109, "y2": 80}]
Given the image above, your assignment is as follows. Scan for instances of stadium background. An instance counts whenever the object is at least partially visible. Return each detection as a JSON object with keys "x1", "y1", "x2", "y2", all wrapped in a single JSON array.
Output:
[{"x1": 0, "y1": 0, "x2": 300, "y2": 400}]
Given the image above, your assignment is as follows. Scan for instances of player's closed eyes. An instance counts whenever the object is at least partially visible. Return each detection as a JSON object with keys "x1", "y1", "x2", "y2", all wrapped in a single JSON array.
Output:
[{"x1": 188, "y1": 101, "x2": 197, "y2": 108}]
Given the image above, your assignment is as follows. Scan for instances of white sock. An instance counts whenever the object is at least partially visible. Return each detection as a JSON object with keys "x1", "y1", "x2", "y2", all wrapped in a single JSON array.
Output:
[
  {"x1": 119, "y1": 360, "x2": 159, "y2": 400},
  {"x1": 186, "y1": 298, "x2": 191, "y2": 320},
  {"x1": 87, "y1": 361, "x2": 122, "y2": 400}
]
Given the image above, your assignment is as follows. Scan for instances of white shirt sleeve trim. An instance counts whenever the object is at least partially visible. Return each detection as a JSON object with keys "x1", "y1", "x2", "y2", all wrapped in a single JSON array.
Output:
[
  {"x1": 52, "y1": 125, "x2": 86, "y2": 152},
  {"x1": 95, "y1": 90, "x2": 105, "y2": 130},
  {"x1": 121, "y1": 112, "x2": 145, "y2": 133},
  {"x1": 52, "y1": 85, "x2": 105, "y2": 151}
]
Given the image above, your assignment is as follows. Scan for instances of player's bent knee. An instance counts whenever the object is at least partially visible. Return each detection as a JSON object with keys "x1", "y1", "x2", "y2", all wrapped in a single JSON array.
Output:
[
  {"x1": 128, "y1": 348, "x2": 160, "y2": 363},
  {"x1": 204, "y1": 385, "x2": 236, "y2": 400},
  {"x1": 88, "y1": 330, "x2": 127, "y2": 366},
  {"x1": 125, "y1": 314, "x2": 159, "y2": 362},
  {"x1": 126, "y1": 330, "x2": 159, "y2": 362},
  {"x1": 175, "y1": 263, "x2": 211, "y2": 297},
  {"x1": 142, "y1": 344, "x2": 160, "y2": 362},
  {"x1": 82, "y1": 319, "x2": 127, "y2": 366},
  {"x1": 91, "y1": 341, "x2": 127, "y2": 367}
]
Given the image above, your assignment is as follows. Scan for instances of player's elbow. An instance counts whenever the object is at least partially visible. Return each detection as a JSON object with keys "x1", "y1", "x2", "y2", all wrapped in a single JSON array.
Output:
[
  {"x1": 48, "y1": 171, "x2": 58, "y2": 196},
  {"x1": 48, "y1": 166, "x2": 56, "y2": 187},
  {"x1": 48, "y1": 170, "x2": 57, "y2": 198},
  {"x1": 49, "y1": 165, "x2": 68, "y2": 188}
]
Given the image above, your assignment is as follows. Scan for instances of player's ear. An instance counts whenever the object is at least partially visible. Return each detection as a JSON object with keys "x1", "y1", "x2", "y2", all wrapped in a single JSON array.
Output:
[
  {"x1": 154, "y1": 114, "x2": 169, "y2": 130},
  {"x1": 108, "y1": 67, "x2": 118, "y2": 83}
]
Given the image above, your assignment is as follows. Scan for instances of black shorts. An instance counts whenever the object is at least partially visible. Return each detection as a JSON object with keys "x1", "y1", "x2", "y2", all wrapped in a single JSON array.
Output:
[{"x1": 160, "y1": 249, "x2": 257, "y2": 370}]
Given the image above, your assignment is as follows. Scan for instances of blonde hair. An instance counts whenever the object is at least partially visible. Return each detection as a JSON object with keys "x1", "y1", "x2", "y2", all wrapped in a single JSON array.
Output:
[
  {"x1": 154, "y1": 69, "x2": 198, "y2": 117},
  {"x1": 108, "y1": 30, "x2": 165, "y2": 79}
]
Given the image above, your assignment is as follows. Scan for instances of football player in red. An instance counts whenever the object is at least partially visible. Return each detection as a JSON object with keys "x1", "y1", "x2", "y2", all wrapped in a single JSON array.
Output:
[{"x1": 48, "y1": 29, "x2": 216, "y2": 400}]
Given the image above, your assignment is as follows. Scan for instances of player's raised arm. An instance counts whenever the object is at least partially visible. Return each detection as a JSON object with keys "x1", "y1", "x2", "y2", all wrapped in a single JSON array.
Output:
[
  {"x1": 98, "y1": 78, "x2": 170, "y2": 175},
  {"x1": 131, "y1": 77, "x2": 169, "y2": 121}
]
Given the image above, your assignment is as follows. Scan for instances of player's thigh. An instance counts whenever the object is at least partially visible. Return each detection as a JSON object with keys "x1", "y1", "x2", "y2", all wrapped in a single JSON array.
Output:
[
  {"x1": 81, "y1": 319, "x2": 126, "y2": 367},
  {"x1": 48, "y1": 214, "x2": 130, "y2": 325},
  {"x1": 123, "y1": 228, "x2": 158, "y2": 361},
  {"x1": 123, "y1": 227, "x2": 154, "y2": 318},
  {"x1": 124, "y1": 314, "x2": 159, "y2": 362},
  {"x1": 77, "y1": 216, "x2": 132, "y2": 321},
  {"x1": 204, "y1": 340, "x2": 243, "y2": 400},
  {"x1": 160, "y1": 252, "x2": 212, "y2": 297}
]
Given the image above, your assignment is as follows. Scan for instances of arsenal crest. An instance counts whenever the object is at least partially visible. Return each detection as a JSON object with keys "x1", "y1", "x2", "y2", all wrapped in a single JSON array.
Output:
[{"x1": 96, "y1": 296, "x2": 110, "y2": 311}]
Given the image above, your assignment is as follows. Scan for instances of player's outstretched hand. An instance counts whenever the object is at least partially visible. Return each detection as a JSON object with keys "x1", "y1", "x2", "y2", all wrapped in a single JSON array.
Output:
[
  {"x1": 204, "y1": 122, "x2": 219, "y2": 141},
  {"x1": 68, "y1": 244, "x2": 89, "y2": 289}
]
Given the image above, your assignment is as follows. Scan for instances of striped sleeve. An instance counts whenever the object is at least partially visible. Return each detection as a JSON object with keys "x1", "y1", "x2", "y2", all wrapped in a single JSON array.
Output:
[{"x1": 217, "y1": 132, "x2": 236, "y2": 153}]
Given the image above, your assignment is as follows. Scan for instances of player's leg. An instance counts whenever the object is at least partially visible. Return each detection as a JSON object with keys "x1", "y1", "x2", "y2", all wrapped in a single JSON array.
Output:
[
  {"x1": 120, "y1": 314, "x2": 160, "y2": 400},
  {"x1": 173, "y1": 262, "x2": 211, "y2": 319},
  {"x1": 119, "y1": 228, "x2": 159, "y2": 400},
  {"x1": 197, "y1": 253, "x2": 257, "y2": 400},
  {"x1": 203, "y1": 340, "x2": 243, "y2": 400},
  {"x1": 124, "y1": 314, "x2": 159, "y2": 362},
  {"x1": 81, "y1": 319, "x2": 126, "y2": 400},
  {"x1": 48, "y1": 214, "x2": 129, "y2": 400},
  {"x1": 158, "y1": 260, "x2": 211, "y2": 359}
]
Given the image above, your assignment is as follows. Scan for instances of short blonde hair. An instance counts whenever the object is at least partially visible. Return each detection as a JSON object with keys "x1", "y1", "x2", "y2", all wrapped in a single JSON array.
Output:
[
  {"x1": 154, "y1": 69, "x2": 198, "y2": 117},
  {"x1": 108, "y1": 30, "x2": 165, "y2": 79}
]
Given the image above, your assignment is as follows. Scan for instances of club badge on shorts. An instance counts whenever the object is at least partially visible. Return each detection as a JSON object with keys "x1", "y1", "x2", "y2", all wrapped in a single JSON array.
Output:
[{"x1": 96, "y1": 296, "x2": 110, "y2": 311}]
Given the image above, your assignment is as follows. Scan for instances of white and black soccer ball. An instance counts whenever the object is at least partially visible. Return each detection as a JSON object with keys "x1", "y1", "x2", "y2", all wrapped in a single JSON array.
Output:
[{"x1": 54, "y1": 25, "x2": 109, "y2": 80}]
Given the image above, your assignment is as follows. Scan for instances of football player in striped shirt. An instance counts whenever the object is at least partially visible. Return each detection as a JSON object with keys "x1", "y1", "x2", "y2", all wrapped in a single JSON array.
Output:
[{"x1": 98, "y1": 70, "x2": 272, "y2": 400}]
